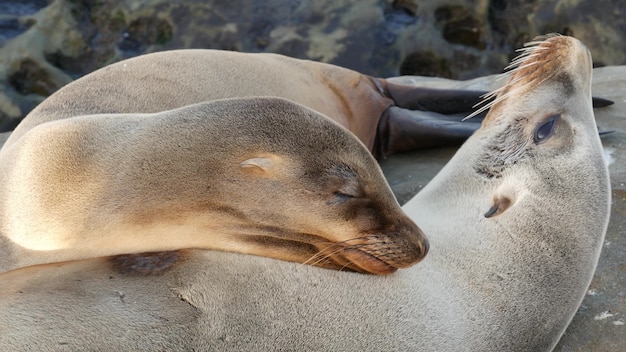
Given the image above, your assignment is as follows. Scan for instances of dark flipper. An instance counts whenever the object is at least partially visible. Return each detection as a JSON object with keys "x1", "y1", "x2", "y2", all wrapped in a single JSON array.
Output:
[
  {"x1": 384, "y1": 82, "x2": 614, "y2": 113},
  {"x1": 374, "y1": 106, "x2": 481, "y2": 159},
  {"x1": 385, "y1": 83, "x2": 485, "y2": 114},
  {"x1": 592, "y1": 97, "x2": 614, "y2": 108},
  {"x1": 110, "y1": 251, "x2": 182, "y2": 275}
]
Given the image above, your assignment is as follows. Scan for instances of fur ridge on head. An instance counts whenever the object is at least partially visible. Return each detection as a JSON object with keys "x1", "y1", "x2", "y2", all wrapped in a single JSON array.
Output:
[{"x1": 465, "y1": 33, "x2": 563, "y2": 120}]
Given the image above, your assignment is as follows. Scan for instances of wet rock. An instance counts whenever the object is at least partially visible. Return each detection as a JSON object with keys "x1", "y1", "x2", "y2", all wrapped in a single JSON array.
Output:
[
  {"x1": 118, "y1": 17, "x2": 173, "y2": 55},
  {"x1": 8, "y1": 58, "x2": 60, "y2": 96},
  {"x1": 0, "y1": 0, "x2": 48, "y2": 16},
  {"x1": 435, "y1": 5, "x2": 485, "y2": 49},
  {"x1": 0, "y1": 17, "x2": 33, "y2": 44},
  {"x1": 383, "y1": 0, "x2": 419, "y2": 46},
  {"x1": 392, "y1": 0, "x2": 418, "y2": 17},
  {"x1": 487, "y1": 0, "x2": 538, "y2": 52},
  {"x1": 0, "y1": 1, "x2": 48, "y2": 45},
  {"x1": 399, "y1": 51, "x2": 452, "y2": 78}
]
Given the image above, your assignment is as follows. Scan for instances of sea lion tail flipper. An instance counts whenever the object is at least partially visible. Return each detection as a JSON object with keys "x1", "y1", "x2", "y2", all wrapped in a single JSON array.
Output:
[
  {"x1": 374, "y1": 106, "x2": 480, "y2": 159},
  {"x1": 384, "y1": 82, "x2": 614, "y2": 113}
]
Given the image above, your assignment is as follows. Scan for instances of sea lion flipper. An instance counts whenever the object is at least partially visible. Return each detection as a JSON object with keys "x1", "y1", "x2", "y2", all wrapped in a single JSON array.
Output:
[
  {"x1": 384, "y1": 82, "x2": 614, "y2": 113},
  {"x1": 591, "y1": 96, "x2": 614, "y2": 108},
  {"x1": 384, "y1": 82, "x2": 485, "y2": 114},
  {"x1": 110, "y1": 251, "x2": 182, "y2": 275},
  {"x1": 374, "y1": 106, "x2": 480, "y2": 159}
]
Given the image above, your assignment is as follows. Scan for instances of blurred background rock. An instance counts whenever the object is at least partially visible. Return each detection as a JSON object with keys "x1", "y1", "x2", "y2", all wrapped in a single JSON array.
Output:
[{"x1": 0, "y1": 0, "x2": 624, "y2": 130}]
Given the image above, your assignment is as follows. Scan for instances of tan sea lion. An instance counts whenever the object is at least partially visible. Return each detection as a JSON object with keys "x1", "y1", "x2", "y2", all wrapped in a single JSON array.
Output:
[
  {"x1": 0, "y1": 48, "x2": 526, "y2": 159},
  {"x1": 0, "y1": 97, "x2": 427, "y2": 275},
  {"x1": 0, "y1": 35, "x2": 610, "y2": 351}
]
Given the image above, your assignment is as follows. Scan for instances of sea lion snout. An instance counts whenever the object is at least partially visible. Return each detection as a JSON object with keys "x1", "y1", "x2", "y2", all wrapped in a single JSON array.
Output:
[
  {"x1": 330, "y1": 209, "x2": 429, "y2": 275},
  {"x1": 379, "y1": 217, "x2": 430, "y2": 268}
]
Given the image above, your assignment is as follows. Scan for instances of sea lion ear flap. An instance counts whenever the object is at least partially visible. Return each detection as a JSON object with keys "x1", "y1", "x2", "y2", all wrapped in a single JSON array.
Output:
[{"x1": 240, "y1": 154, "x2": 283, "y2": 175}]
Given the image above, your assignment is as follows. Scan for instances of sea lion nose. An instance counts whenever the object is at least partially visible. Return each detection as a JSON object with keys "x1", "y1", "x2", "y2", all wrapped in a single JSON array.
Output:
[{"x1": 395, "y1": 218, "x2": 429, "y2": 267}]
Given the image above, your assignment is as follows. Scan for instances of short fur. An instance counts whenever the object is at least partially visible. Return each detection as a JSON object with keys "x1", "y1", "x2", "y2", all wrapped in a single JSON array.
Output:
[
  {"x1": 0, "y1": 36, "x2": 610, "y2": 351},
  {"x1": 3, "y1": 49, "x2": 390, "y2": 150},
  {"x1": 0, "y1": 97, "x2": 427, "y2": 274},
  {"x1": 1, "y1": 49, "x2": 486, "y2": 158}
]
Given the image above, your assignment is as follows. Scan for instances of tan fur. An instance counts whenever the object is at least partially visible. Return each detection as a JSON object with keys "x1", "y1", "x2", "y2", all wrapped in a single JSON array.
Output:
[
  {"x1": 0, "y1": 36, "x2": 610, "y2": 351},
  {"x1": 0, "y1": 97, "x2": 427, "y2": 275},
  {"x1": 3, "y1": 50, "x2": 392, "y2": 150}
]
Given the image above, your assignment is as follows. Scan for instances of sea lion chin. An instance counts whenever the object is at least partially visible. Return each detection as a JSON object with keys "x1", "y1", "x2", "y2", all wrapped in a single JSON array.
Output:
[{"x1": 0, "y1": 97, "x2": 427, "y2": 275}]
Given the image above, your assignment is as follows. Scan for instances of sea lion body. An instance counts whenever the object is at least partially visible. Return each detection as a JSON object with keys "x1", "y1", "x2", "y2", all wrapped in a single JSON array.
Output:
[
  {"x1": 2, "y1": 49, "x2": 482, "y2": 158},
  {"x1": 0, "y1": 97, "x2": 427, "y2": 274},
  {"x1": 0, "y1": 36, "x2": 610, "y2": 351}
]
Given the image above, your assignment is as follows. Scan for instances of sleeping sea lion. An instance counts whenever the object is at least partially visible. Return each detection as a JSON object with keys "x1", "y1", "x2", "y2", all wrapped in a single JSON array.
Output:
[
  {"x1": 0, "y1": 97, "x2": 427, "y2": 275},
  {"x1": 0, "y1": 35, "x2": 610, "y2": 351}
]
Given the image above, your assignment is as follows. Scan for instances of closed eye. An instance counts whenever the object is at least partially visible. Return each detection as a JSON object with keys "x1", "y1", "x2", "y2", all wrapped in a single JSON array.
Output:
[
  {"x1": 534, "y1": 115, "x2": 559, "y2": 144},
  {"x1": 328, "y1": 190, "x2": 364, "y2": 205}
]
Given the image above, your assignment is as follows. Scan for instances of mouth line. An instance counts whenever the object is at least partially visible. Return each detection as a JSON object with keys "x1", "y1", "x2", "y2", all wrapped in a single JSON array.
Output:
[
  {"x1": 333, "y1": 247, "x2": 399, "y2": 275},
  {"x1": 312, "y1": 231, "x2": 429, "y2": 275},
  {"x1": 245, "y1": 230, "x2": 424, "y2": 275}
]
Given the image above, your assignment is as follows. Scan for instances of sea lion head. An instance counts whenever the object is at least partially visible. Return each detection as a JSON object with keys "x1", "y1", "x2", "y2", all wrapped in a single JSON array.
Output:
[
  {"x1": 218, "y1": 98, "x2": 428, "y2": 275},
  {"x1": 158, "y1": 98, "x2": 428, "y2": 274},
  {"x1": 466, "y1": 34, "x2": 604, "y2": 182},
  {"x1": 450, "y1": 34, "x2": 610, "y2": 267},
  {"x1": 0, "y1": 98, "x2": 427, "y2": 275}
]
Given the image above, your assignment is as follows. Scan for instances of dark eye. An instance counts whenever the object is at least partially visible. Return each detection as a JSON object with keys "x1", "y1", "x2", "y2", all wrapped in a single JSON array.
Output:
[{"x1": 534, "y1": 115, "x2": 559, "y2": 144}]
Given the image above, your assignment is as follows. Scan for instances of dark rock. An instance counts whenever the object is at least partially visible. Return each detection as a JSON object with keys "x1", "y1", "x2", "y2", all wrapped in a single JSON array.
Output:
[
  {"x1": 399, "y1": 51, "x2": 453, "y2": 78},
  {"x1": 8, "y1": 58, "x2": 60, "y2": 96},
  {"x1": 435, "y1": 5, "x2": 485, "y2": 49},
  {"x1": 118, "y1": 17, "x2": 173, "y2": 55},
  {"x1": 392, "y1": 0, "x2": 418, "y2": 17}
]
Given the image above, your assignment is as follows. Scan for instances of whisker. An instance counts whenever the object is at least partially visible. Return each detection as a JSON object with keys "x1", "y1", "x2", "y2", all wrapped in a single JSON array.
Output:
[
  {"x1": 306, "y1": 247, "x2": 346, "y2": 267},
  {"x1": 300, "y1": 235, "x2": 387, "y2": 268},
  {"x1": 339, "y1": 261, "x2": 354, "y2": 272},
  {"x1": 300, "y1": 242, "x2": 340, "y2": 265},
  {"x1": 465, "y1": 35, "x2": 556, "y2": 120}
]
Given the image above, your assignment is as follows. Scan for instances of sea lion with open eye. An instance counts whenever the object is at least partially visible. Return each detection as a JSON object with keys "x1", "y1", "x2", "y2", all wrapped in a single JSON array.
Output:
[
  {"x1": 0, "y1": 35, "x2": 610, "y2": 351},
  {"x1": 0, "y1": 97, "x2": 427, "y2": 275}
]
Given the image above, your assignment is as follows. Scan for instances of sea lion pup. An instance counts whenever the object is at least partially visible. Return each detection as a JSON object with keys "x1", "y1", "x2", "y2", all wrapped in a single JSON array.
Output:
[
  {"x1": 0, "y1": 97, "x2": 427, "y2": 275},
  {"x1": 0, "y1": 36, "x2": 611, "y2": 351},
  {"x1": 0, "y1": 49, "x2": 510, "y2": 158}
]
